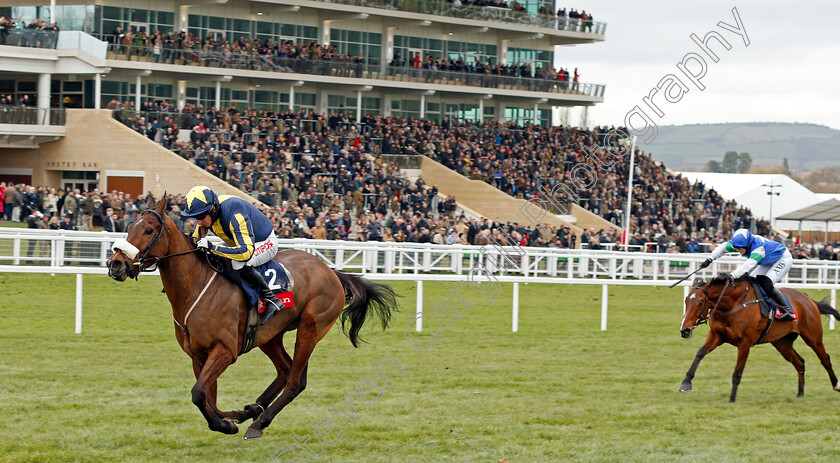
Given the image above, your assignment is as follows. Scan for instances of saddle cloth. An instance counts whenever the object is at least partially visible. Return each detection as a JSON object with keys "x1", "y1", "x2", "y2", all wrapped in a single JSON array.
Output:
[
  {"x1": 241, "y1": 260, "x2": 295, "y2": 312},
  {"x1": 748, "y1": 277, "x2": 797, "y2": 321}
]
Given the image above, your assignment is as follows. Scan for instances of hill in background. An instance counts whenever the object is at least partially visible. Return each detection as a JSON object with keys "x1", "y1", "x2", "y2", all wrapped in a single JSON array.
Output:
[{"x1": 638, "y1": 122, "x2": 840, "y2": 171}]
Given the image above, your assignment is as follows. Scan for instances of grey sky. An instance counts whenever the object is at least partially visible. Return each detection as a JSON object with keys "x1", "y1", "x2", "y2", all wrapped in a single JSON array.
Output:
[{"x1": 556, "y1": 1, "x2": 840, "y2": 130}]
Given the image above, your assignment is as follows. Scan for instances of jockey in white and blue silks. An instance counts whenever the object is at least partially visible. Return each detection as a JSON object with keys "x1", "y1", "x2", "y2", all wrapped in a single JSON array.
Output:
[{"x1": 700, "y1": 228, "x2": 795, "y2": 321}]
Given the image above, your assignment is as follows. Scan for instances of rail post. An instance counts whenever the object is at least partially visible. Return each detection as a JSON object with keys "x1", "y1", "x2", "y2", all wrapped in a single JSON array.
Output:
[
  {"x1": 601, "y1": 284, "x2": 608, "y2": 331},
  {"x1": 512, "y1": 282, "x2": 519, "y2": 332}
]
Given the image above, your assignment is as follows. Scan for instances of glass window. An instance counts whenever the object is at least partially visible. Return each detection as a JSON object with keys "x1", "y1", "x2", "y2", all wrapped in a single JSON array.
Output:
[
  {"x1": 188, "y1": 15, "x2": 200, "y2": 27},
  {"x1": 102, "y1": 6, "x2": 121, "y2": 20},
  {"x1": 296, "y1": 93, "x2": 316, "y2": 106},
  {"x1": 63, "y1": 81, "x2": 83, "y2": 92},
  {"x1": 158, "y1": 12, "x2": 174, "y2": 26},
  {"x1": 302, "y1": 26, "x2": 318, "y2": 39},
  {"x1": 231, "y1": 90, "x2": 248, "y2": 101},
  {"x1": 130, "y1": 9, "x2": 147, "y2": 23},
  {"x1": 208, "y1": 16, "x2": 225, "y2": 30},
  {"x1": 232, "y1": 19, "x2": 249, "y2": 33}
]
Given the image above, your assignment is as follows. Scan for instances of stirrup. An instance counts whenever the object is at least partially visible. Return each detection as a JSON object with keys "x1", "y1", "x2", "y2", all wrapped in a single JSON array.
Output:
[
  {"x1": 260, "y1": 297, "x2": 281, "y2": 325},
  {"x1": 776, "y1": 307, "x2": 795, "y2": 321}
]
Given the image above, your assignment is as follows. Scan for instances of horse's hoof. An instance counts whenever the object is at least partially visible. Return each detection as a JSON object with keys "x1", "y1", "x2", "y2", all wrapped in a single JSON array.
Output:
[
  {"x1": 679, "y1": 383, "x2": 692, "y2": 392},
  {"x1": 221, "y1": 419, "x2": 239, "y2": 435},
  {"x1": 834, "y1": 384, "x2": 840, "y2": 392},
  {"x1": 244, "y1": 403, "x2": 264, "y2": 421},
  {"x1": 244, "y1": 427, "x2": 263, "y2": 440}
]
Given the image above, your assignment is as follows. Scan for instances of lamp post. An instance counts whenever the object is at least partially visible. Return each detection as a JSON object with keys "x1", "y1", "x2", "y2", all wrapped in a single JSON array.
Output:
[{"x1": 763, "y1": 182, "x2": 782, "y2": 226}]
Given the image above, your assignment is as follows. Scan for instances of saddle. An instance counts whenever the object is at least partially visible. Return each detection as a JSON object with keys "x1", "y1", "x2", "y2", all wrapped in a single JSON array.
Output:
[
  {"x1": 746, "y1": 277, "x2": 796, "y2": 321},
  {"x1": 205, "y1": 252, "x2": 295, "y2": 354}
]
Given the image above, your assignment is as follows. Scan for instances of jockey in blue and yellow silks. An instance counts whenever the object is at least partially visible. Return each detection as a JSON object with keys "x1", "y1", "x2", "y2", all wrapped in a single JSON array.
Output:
[
  {"x1": 181, "y1": 186, "x2": 282, "y2": 325},
  {"x1": 701, "y1": 228, "x2": 795, "y2": 321}
]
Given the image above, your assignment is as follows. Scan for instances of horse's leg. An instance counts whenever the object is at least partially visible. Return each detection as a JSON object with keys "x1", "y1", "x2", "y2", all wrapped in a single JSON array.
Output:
[
  {"x1": 191, "y1": 357, "x2": 252, "y2": 424},
  {"x1": 232, "y1": 334, "x2": 294, "y2": 424},
  {"x1": 729, "y1": 341, "x2": 752, "y2": 402},
  {"x1": 244, "y1": 314, "x2": 317, "y2": 440},
  {"x1": 254, "y1": 334, "x2": 293, "y2": 408},
  {"x1": 800, "y1": 335, "x2": 840, "y2": 391},
  {"x1": 771, "y1": 336, "x2": 806, "y2": 397},
  {"x1": 191, "y1": 343, "x2": 238, "y2": 434},
  {"x1": 680, "y1": 332, "x2": 723, "y2": 392}
]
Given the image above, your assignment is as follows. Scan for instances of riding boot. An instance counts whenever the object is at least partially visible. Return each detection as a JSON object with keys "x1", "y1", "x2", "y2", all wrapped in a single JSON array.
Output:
[
  {"x1": 238, "y1": 265, "x2": 282, "y2": 325},
  {"x1": 772, "y1": 287, "x2": 796, "y2": 321}
]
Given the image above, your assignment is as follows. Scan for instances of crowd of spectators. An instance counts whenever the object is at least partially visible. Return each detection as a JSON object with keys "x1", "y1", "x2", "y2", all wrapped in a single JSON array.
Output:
[
  {"x1": 1, "y1": 180, "x2": 586, "y2": 249},
  {"x1": 108, "y1": 102, "x2": 781, "y2": 251},
  {"x1": 0, "y1": 16, "x2": 59, "y2": 47},
  {"x1": 101, "y1": 29, "x2": 581, "y2": 90}
]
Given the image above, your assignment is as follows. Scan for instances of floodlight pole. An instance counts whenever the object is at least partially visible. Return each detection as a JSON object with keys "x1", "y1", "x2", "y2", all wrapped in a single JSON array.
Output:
[
  {"x1": 763, "y1": 182, "x2": 782, "y2": 226},
  {"x1": 623, "y1": 136, "x2": 637, "y2": 251}
]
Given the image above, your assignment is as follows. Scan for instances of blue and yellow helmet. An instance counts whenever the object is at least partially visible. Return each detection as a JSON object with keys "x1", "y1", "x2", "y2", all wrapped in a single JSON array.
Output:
[
  {"x1": 182, "y1": 186, "x2": 218, "y2": 218},
  {"x1": 730, "y1": 228, "x2": 753, "y2": 248}
]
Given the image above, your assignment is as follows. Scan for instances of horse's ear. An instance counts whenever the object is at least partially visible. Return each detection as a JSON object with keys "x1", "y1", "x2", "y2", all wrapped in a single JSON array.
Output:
[
  {"x1": 155, "y1": 191, "x2": 167, "y2": 215},
  {"x1": 692, "y1": 277, "x2": 706, "y2": 288},
  {"x1": 145, "y1": 194, "x2": 156, "y2": 211}
]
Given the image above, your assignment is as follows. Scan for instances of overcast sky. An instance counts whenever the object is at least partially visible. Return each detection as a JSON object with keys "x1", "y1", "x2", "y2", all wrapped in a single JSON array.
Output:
[{"x1": 556, "y1": 1, "x2": 840, "y2": 130}]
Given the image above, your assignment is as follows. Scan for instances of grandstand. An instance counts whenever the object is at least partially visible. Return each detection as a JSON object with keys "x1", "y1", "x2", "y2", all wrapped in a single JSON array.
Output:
[{"x1": 0, "y1": 1, "x2": 777, "y2": 250}]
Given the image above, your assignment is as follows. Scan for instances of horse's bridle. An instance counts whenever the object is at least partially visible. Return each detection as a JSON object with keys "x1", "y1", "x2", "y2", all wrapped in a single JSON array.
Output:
[
  {"x1": 114, "y1": 209, "x2": 199, "y2": 277},
  {"x1": 691, "y1": 277, "x2": 737, "y2": 327}
]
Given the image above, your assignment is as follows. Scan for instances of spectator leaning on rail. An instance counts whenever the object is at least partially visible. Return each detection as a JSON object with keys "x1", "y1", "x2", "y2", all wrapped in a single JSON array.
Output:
[
  {"x1": 181, "y1": 185, "x2": 282, "y2": 325},
  {"x1": 700, "y1": 228, "x2": 795, "y2": 321}
]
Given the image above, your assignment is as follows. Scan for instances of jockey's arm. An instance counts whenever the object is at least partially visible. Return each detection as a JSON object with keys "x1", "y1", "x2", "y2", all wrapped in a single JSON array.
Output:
[
  {"x1": 709, "y1": 242, "x2": 733, "y2": 261},
  {"x1": 731, "y1": 246, "x2": 765, "y2": 279},
  {"x1": 209, "y1": 213, "x2": 256, "y2": 261}
]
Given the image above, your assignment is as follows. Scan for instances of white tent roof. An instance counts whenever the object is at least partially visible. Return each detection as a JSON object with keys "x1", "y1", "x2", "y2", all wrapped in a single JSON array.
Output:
[
  {"x1": 675, "y1": 172, "x2": 821, "y2": 221},
  {"x1": 776, "y1": 198, "x2": 840, "y2": 222},
  {"x1": 676, "y1": 173, "x2": 790, "y2": 200}
]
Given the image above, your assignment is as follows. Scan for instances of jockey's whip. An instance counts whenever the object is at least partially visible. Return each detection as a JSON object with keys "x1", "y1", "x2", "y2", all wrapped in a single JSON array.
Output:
[{"x1": 669, "y1": 267, "x2": 703, "y2": 289}]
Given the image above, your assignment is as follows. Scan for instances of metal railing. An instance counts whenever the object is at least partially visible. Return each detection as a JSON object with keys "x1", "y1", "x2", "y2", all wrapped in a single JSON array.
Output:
[
  {"x1": 105, "y1": 44, "x2": 605, "y2": 97},
  {"x1": 0, "y1": 106, "x2": 65, "y2": 125},
  {"x1": 305, "y1": 0, "x2": 606, "y2": 34},
  {"x1": 0, "y1": 29, "x2": 59, "y2": 48},
  {"x1": 3, "y1": 228, "x2": 840, "y2": 285}
]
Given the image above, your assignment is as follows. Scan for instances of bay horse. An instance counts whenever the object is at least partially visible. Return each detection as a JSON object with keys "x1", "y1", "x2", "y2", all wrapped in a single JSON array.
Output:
[
  {"x1": 679, "y1": 275, "x2": 840, "y2": 402},
  {"x1": 106, "y1": 195, "x2": 398, "y2": 439}
]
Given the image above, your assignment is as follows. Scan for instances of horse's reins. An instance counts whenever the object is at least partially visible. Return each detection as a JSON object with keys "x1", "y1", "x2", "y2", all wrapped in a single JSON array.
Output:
[
  {"x1": 694, "y1": 278, "x2": 736, "y2": 326},
  {"x1": 114, "y1": 209, "x2": 207, "y2": 339},
  {"x1": 693, "y1": 278, "x2": 777, "y2": 337},
  {"x1": 129, "y1": 209, "x2": 202, "y2": 272}
]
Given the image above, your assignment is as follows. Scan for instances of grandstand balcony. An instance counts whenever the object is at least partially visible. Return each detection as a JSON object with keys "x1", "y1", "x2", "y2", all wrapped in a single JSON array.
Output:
[
  {"x1": 1, "y1": 1, "x2": 604, "y2": 125},
  {"x1": 265, "y1": 0, "x2": 606, "y2": 44}
]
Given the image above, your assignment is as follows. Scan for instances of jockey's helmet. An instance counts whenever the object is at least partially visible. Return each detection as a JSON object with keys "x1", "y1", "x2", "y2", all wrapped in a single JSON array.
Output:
[
  {"x1": 182, "y1": 186, "x2": 218, "y2": 218},
  {"x1": 730, "y1": 228, "x2": 753, "y2": 249}
]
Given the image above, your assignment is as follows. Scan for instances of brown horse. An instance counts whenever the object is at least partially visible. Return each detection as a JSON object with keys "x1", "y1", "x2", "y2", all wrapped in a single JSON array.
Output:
[
  {"x1": 106, "y1": 195, "x2": 397, "y2": 439},
  {"x1": 679, "y1": 275, "x2": 840, "y2": 402}
]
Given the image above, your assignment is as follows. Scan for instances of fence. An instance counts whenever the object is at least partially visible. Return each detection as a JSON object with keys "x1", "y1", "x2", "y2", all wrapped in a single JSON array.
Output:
[
  {"x1": 2, "y1": 228, "x2": 838, "y2": 333},
  {"x1": 103, "y1": 44, "x2": 605, "y2": 98},
  {"x1": 0, "y1": 106, "x2": 66, "y2": 125}
]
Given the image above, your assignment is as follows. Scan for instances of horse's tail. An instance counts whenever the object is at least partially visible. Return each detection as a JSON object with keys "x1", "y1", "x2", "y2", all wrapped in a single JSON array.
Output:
[
  {"x1": 334, "y1": 270, "x2": 399, "y2": 348},
  {"x1": 813, "y1": 296, "x2": 840, "y2": 319}
]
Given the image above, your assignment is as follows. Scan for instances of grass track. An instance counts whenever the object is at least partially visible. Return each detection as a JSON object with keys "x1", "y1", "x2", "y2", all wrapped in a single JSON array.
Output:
[{"x1": 1, "y1": 274, "x2": 840, "y2": 462}]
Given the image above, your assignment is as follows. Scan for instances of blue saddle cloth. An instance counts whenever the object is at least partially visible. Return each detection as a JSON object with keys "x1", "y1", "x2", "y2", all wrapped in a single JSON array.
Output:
[{"x1": 241, "y1": 260, "x2": 293, "y2": 308}]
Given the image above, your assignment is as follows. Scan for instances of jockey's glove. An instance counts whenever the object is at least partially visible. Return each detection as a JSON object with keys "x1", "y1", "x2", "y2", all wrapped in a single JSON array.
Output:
[
  {"x1": 196, "y1": 237, "x2": 213, "y2": 253},
  {"x1": 700, "y1": 258, "x2": 712, "y2": 269}
]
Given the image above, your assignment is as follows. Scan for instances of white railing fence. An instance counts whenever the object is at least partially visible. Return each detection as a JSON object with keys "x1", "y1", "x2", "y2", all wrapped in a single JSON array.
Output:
[
  {"x1": 1, "y1": 229, "x2": 838, "y2": 334},
  {"x1": 3, "y1": 228, "x2": 840, "y2": 284}
]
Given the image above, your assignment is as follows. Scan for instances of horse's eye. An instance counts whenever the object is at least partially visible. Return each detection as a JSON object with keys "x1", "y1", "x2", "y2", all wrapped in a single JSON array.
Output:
[{"x1": 144, "y1": 228, "x2": 154, "y2": 235}]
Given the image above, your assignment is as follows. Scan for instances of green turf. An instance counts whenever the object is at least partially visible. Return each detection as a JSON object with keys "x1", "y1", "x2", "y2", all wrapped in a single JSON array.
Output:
[{"x1": 1, "y1": 274, "x2": 840, "y2": 463}]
